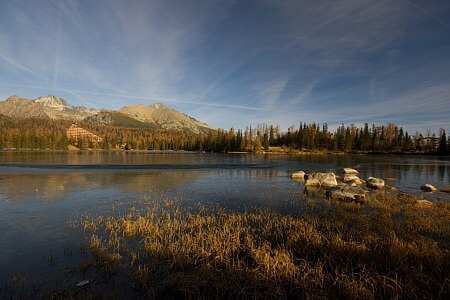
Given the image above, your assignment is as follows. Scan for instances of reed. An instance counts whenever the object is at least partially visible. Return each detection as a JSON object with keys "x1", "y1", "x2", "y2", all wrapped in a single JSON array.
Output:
[{"x1": 75, "y1": 192, "x2": 450, "y2": 299}]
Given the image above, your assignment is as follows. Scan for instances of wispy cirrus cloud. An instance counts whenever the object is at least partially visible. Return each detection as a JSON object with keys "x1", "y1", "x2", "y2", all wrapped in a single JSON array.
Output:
[
  {"x1": 0, "y1": 51, "x2": 39, "y2": 78},
  {"x1": 0, "y1": 0, "x2": 449, "y2": 134}
]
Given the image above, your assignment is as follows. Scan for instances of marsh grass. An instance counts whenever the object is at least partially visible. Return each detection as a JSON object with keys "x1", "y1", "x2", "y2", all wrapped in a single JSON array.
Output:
[{"x1": 70, "y1": 192, "x2": 450, "y2": 299}]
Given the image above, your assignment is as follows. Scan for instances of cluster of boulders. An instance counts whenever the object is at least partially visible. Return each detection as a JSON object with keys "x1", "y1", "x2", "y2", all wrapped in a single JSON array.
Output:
[
  {"x1": 291, "y1": 168, "x2": 384, "y2": 203},
  {"x1": 291, "y1": 168, "x2": 449, "y2": 205}
]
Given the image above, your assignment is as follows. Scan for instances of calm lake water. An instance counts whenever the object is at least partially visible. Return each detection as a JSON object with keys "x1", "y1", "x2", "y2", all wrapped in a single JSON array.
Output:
[{"x1": 1, "y1": 150, "x2": 449, "y2": 296}]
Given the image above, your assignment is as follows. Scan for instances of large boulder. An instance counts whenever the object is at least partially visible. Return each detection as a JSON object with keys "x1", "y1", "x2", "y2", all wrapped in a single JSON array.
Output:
[
  {"x1": 366, "y1": 177, "x2": 385, "y2": 189},
  {"x1": 326, "y1": 186, "x2": 367, "y2": 202},
  {"x1": 305, "y1": 172, "x2": 337, "y2": 187}
]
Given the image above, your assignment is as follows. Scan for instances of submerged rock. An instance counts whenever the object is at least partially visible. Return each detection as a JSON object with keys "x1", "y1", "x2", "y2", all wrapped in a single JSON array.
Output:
[
  {"x1": 366, "y1": 177, "x2": 385, "y2": 189},
  {"x1": 384, "y1": 185, "x2": 397, "y2": 191},
  {"x1": 304, "y1": 172, "x2": 337, "y2": 187},
  {"x1": 326, "y1": 186, "x2": 367, "y2": 202},
  {"x1": 420, "y1": 184, "x2": 437, "y2": 192},
  {"x1": 415, "y1": 199, "x2": 436, "y2": 209},
  {"x1": 441, "y1": 186, "x2": 450, "y2": 193}
]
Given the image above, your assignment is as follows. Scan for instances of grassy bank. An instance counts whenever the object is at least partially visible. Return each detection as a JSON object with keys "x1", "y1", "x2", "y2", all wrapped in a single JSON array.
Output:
[{"x1": 67, "y1": 192, "x2": 450, "y2": 299}]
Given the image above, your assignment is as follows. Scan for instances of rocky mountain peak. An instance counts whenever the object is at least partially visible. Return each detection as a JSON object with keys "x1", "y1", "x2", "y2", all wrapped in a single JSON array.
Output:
[
  {"x1": 35, "y1": 95, "x2": 70, "y2": 111},
  {"x1": 6, "y1": 95, "x2": 21, "y2": 102},
  {"x1": 150, "y1": 103, "x2": 165, "y2": 109}
]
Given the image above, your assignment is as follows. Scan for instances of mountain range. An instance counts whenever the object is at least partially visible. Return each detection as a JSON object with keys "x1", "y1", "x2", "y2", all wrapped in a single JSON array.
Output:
[{"x1": 0, "y1": 95, "x2": 214, "y2": 134}]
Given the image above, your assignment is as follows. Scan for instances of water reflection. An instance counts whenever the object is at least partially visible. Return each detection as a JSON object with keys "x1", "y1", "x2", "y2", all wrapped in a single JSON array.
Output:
[
  {"x1": 0, "y1": 171, "x2": 206, "y2": 202},
  {"x1": 217, "y1": 169, "x2": 282, "y2": 179},
  {"x1": 438, "y1": 165, "x2": 447, "y2": 183},
  {"x1": 1, "y1": 152, "x2": 450, "y2": 201},
  {"x1": 0, "y1": 150, "x2": 213, "y2": 166},
  {"x1": 121, "y1": 171, "x2": 207, "y2": 193},
  {"x1": 303, "y1": 186, "x2": 327, "y2": 198}
]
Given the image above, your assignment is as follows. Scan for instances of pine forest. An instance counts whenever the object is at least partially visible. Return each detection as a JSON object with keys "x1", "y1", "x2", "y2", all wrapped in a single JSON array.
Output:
[{"x1": 0, "y1": 115, "x2": 448, "y2": 155}]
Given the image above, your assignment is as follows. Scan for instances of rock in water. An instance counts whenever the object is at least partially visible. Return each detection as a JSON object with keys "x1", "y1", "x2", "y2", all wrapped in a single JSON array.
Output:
[
  {"x1": 441, "y1": 186, "x2": 450, "y2": 193},
  {"x1": 343, "y1": 168, "x2": 358, "y2": 174},
  {"x1": 366, "y1": 177, "x2": 385, "y2": 189},
  {"x1": 77, "y1": 280, "x2": 90, "y2": 287},
  {"x1": 291, "y1": 171, "x2": 306, "y2": 180},
  {"x1": 304, "y1": 172, "x2": 337, "y2": 187},
  {"x1": 343, "y1": 174, "x2": 365, "y2": 185},
  {"x1": 326, "y1": 186, "x2": 367, "y2": 202},
  {"x1": 420, "y1": 184, "x2": 437, "y2": 192}
]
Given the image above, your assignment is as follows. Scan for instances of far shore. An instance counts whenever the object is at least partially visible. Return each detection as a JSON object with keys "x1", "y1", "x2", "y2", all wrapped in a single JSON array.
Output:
[{"x1": 1, "y1": 146, "x2": 447, "y2": 156}]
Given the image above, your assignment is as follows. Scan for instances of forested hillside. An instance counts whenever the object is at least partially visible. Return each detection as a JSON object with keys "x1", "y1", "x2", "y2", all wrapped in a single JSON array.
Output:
[
  {"x1": 0, "y1": 116, "x2": 202, "y2": 151},
  {"x1": 0, "y1": 115, "x2": 448, "y2": 155}
]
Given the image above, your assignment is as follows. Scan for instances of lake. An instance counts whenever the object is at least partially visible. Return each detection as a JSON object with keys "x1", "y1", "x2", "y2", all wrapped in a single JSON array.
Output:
[{"x1": 1, "y1": 150, "x2": 449, "y2": 296}]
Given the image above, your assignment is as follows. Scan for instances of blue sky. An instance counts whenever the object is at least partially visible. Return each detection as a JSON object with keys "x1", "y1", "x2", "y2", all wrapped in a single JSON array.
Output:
[{"x1": 1, "y1": 0, "x2": 449, "y2": 135}]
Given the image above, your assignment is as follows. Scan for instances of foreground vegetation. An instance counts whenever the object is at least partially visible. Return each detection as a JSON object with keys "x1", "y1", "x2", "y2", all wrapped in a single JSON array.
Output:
[{"x1": 65, "y1": 193, "x2": 450, "y2": 299}]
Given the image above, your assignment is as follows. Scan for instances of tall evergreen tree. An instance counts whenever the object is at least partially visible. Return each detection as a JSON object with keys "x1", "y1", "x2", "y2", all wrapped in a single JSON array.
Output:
[{"x1": 438, "y1": 130, "x2": 448, "y2": 155}]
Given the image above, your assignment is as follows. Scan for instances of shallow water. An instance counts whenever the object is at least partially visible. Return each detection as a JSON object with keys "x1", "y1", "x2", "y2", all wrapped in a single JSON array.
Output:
[{"x1": 0, "y1": 150, "x2": 449, "y2": 296}]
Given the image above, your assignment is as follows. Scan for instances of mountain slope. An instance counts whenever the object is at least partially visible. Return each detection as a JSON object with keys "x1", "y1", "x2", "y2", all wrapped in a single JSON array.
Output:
[
  {"x1": 119, "y1": 103, "x2": 213, "y2": 134},
  {"x1": 85, "y1": 110, "x2": 157, "y2": 128},
  {"x1": 0, "y1": 95, "x2": 214, "y2": 134},
  {"x1": 0, "y1": 95, "x2": 48, "y2": 118}
]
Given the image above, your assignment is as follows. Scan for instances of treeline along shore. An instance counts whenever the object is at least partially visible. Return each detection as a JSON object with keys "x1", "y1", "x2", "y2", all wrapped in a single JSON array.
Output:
[{"x1": 0, "y1": 115, "x2": 449, "y2": 155}]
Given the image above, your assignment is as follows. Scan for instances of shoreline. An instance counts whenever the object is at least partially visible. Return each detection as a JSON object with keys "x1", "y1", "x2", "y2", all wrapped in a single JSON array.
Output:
[{"x1": 1, "y1": 147, "x2": 448, "y2": 156}]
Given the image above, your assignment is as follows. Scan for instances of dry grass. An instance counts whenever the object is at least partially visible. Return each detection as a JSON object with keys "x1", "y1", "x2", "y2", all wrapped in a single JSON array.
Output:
[{"x1": 74, "y1": 193, "x2": 450, "y2": 299}]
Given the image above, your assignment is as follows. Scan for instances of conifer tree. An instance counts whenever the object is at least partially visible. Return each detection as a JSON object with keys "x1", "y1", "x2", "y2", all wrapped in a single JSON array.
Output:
[{"x1": 438, "y1": 130, "x2": 448, "y2": 155}]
